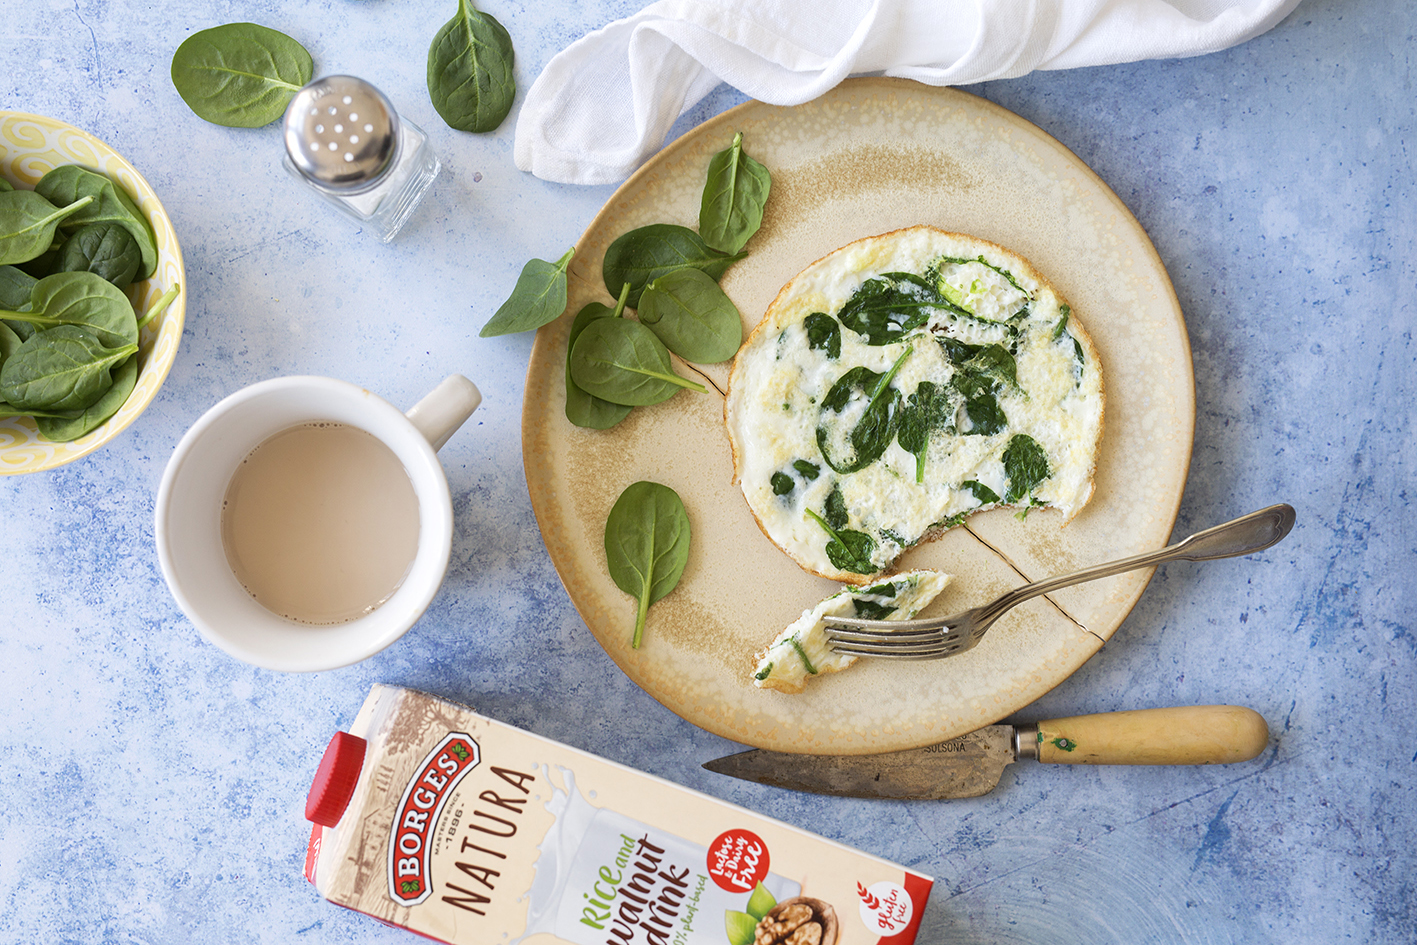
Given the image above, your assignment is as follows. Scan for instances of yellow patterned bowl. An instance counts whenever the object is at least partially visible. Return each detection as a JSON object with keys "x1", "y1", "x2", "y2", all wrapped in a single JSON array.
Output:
[{"x1": 1, "y1": 111, "x2": 185, "y2": 474}]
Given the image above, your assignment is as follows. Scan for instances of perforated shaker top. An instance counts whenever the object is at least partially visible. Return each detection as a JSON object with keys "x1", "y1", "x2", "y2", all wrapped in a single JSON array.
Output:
[{"x1": 283, "y1": 76, "x2": 399, "y2": 191}]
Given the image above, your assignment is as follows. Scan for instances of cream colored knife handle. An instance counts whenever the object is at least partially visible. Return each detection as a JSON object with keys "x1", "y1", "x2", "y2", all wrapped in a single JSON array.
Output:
[{"x1": 1020, "y1": 706, "x2": 1269, "y2": 765}]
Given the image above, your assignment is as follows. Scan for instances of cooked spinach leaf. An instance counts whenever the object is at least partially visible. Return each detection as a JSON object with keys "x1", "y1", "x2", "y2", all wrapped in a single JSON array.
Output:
[
  {"x1": 601, "y1": 224, "x2": 745, "y2": 307},
  {"x1": 770, "y1": 472, "x2": 794, "y2": 496},
  {"x1": 1003, "y1": 434, "x2": 1050, "y2": 504},
  {"x1": 962, "y1": 479, "x2": 1000, "y2": 505},
  {"x1": 837, "y1": 272, "x2": 943, "y2": 345},
  {"x1": 897, "y1": 380, "x2": 954, "y2": 483},
  {"x1": 793, "y1": 459, "x2": 820, "y2": 480},
  {"x1": 0, "y1": 326, "x2": 136, "y2": 412},
  {"x1": 698, "y1": 132, "x2": 771, "y2": 255},
  {"x1": 823, "y1": 483, "x2": 849, "y2": 530},
  {"x1": 0, "y1": 190, "x2": 94, "y2": 266},
  {"x1": 815, "y1": 345, "x2": 912, "y2": 473},
  {"x1": 570, "y1": 317, "x2": 707, "y2": 406},
  {"x1": 35, "y1": 166, "x2": 158, "y2": 279},
  {"x1": 604, "y1": 481, "x2": 691, "y2": 648},
  {"x1": 637, "y1": 267, "x2": 742, "y2": 363},
  {"x1": 804, "y1": 507, "x2": 876, "y2": 576},
  {"x1": 480, "y1": 247, "x2": 574, "y2": 337},
  {"x1": 54, "y1": 223, "x2": 142, "y2": 288},
  {"x1": 934, "y1": 254, "x2": 1030, "y2": 297},
  {"x1": 427, "y1": 0, "x2": 516, "y2": 133},
  {"x1": 170, "y1": 22, "x2": 314, "y2": 128},
  {"x1": 852, "y1": 598, "x2": 896, "y2": 620},
  {"x1": 804, "y1": 312, "x2": 841, "y2": 359}
]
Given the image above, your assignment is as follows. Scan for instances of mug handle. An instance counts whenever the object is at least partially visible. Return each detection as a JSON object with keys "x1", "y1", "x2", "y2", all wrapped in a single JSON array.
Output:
[{"x1": 405, "y1": 375, "x2": 482, "y2": 451}]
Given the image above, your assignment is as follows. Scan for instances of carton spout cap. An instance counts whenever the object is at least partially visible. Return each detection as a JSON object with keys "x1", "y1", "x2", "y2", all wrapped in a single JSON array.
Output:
[{"x1": 306, "y1": 731, "x2": 367, "y2": 827}]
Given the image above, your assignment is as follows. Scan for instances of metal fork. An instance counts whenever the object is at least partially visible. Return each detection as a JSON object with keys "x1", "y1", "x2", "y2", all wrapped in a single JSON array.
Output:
[{"x1": 823, "y1": 503, "x2": 1296, "y2": 660}]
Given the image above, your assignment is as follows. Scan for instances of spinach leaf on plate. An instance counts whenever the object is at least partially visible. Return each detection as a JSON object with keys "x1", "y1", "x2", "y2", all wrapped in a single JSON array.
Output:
[
  {"x1": 699, "y1": 131, "x2": 771, "y2": 255},
  {"x1": 569, "y1": 317, "x2": 707, "y2": 406},
  {"x1": 480, "y1": 247, "x2": 574, "y2": 337},
  {"x1": 35, "y1": 166, "x2": 158, "y2": 279},
  {"x1": 564, "y1": 290, "x2": 633, "y2": 430},
  {"x1": 604, "y1": 481, "x2": 691, "y2": 649},
  {"x1": 0, "y1": 190, "x2": 94, "y2": 267},
  {"x1": 170, "y1": 22, "x2": 314, "y2": 128},
  {"x1": 601, "y1": 224, "x2": 745, "y2": 308},
  {"x1": 427, "y1": 0, "x2": 516, "y2": 133},
  {"x1": 636, "y1": 267, "x2": 742, "y2": 364},
  {"x1": 0, "y1": 325, "x2": 136, "y2": 412}
]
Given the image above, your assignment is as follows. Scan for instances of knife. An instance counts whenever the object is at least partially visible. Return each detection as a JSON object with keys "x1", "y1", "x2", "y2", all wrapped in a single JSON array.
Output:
[{"x1": 703, "y1": 706, "x2": 1269, "y2": 800}]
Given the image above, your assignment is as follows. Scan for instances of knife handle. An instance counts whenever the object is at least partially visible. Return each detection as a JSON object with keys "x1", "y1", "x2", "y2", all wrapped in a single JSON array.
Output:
[{"x1": 1021, "y1": 706, "x2": 1269, "y2": 765}]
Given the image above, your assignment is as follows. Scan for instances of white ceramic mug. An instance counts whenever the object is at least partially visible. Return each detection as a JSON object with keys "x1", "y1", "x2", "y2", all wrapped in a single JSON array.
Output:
[{"x1": 155, "y1": 374, "x2": 481, "y2": 672}]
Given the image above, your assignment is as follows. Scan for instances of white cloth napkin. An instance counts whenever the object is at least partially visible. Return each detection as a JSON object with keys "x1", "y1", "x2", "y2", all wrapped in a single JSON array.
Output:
[{"x1": 514, "y1": 0, "x2": 1303, "y2": 185}]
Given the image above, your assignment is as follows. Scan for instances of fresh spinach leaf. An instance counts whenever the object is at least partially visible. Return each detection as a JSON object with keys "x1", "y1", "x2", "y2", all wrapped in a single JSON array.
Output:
[
  {"x1": 480, "y1": 247, "x2": 574, "y2": 337},
  {"x1": 962, "y1": 479, "x2": 1000, "y2": 505},
  {"x1": 565, "y1": 289, "x2": 633, "y2": 430},
  {"x1": 170, "y1": 22, "x2": 314, "y2": 128},
  {"x1": 0, "y1": 265, "x2": 36, "y2": 315},
  {"x1": 55, "y1": 223, "x2": 142, "y2": 288},
  {"x1": 636, "y1": 267, "x2": 742, "y2": 363},
  {"x1": 35, "y1": 166, "x2": 158, "y2": 279},
  {"x1": 136, "y1": 284, "x2": 181, "y2": 333},
  {"x1": 0, "y1": 321, "x2": 20, "y2": 366},
  {"x1": 815, "y1": 345, "x2": 912, "y2": 474},
  {"x1": 604, "y1": 481, "x2": 691, "y2": 648},
  {"x1": 698, "y1": 131, "x2": 771, "y2": 255},
  {"x1": 896, "y1": 380, "x2": 954, "y2": 482},
  {"x1": 837, "y1": 272, "x2": 943, "y2": 345},
  {"x1": 1003, "y1": 434, "x2": 1050, "y2": 503},
  {"x1": 35, "y1": 355, "x2": 138, "y2": 441},
  {"x1": 0, "y1": 190, "x2": 95, "y2": 266},
  {"x1": 570, "y1": 317, "x2": 707, "y2": 406},
  {"x1": 601, "y1": 224, "x2": 745, "y2": 307},
  {"x1": 0, "y1": 325, "x2": 136, "y2": 412},
  {"x1": 804, "y1": 312, "x2": 841, "y2": 359},
  {"x1": 0, "y1": 180, "x2": 11, "y2": 193},
  {"x1": 0, "y1": 271, "x2": 139, "y2": 349},
  {"x1": 427, "y1": 0, "x2": 516, "y2": 133},
  {"x1": 804, "y1": 507, "x2": 876, "y2": 576}
]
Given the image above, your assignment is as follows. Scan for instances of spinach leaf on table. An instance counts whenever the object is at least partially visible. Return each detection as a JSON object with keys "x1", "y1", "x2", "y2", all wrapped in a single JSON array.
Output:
[
  {"x1": 480, "y1": 247, "x2": 574, "y2": 337},
  {"x1": 604, "y1": 481, "x2": 691, "y2": 649},
  {"x1": 55, "y1": 223, "x2": 142, "y2": 288},
  {"x1": 35, "y1": 166, "x2": 158, "y2": 280},
  {"x1": 569, "y1": 317, "x2": 707, "y2": 406},
  {"x1": 636, "y1": 267, "x2": 742, "y2": 364},
  {"x1": 0, "y1": 190, "x2": 95, "y2": 266},
  {"x1": 815, "y1": 345, "x2": 912, "y2": 474},
  {"x1": 170, "y1": 22, "x2": 314, "y2": 128},
  {"x1": 427, "y1": 0, "x2": 516, "y2": 133},
  {"x1": 0, "y1": 271, "x2": 139, "y2": 349},
  {"x1": 699, "y1": 131, "x2": 771, "y2": 255},
  {"x1": 602, "y1": 224, "x2": 745, "y2": 307},
  {"x1": 565, "y1": 287, "x2": 633, "y2": 430},
  {"x1": 0, "y1": 325, "x2": 136, "y2": 412},
  {"x1": 35, "y1": 355, "x2": 138, "y2": 441}
]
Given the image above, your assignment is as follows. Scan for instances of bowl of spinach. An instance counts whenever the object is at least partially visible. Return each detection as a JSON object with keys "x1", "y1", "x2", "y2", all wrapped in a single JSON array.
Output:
[{"x1": 0, "y1": 112, "x2": 185, "y2": 474}]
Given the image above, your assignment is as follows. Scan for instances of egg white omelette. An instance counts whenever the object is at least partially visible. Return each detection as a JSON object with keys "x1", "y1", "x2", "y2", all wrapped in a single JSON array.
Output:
[{"x1": 725, "y1": 226, "x2": 1105, "y2": 582}]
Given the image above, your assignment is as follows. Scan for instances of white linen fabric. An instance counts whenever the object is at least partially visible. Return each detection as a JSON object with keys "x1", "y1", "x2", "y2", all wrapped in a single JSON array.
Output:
[{"x1": 514, "y1": 0, "x2": 1304, "y2": 184}]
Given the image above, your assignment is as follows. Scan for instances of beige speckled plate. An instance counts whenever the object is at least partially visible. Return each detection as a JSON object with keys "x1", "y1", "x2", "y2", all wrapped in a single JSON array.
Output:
[
  {"x1": 1, "y1": 112, "x2": 185, "y2": 474},
  {"x1": 523, "y1": 79, "x2": 1193, "y2": 755}
]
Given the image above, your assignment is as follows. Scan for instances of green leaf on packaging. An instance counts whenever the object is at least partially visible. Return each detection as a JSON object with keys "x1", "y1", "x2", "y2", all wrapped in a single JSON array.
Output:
[
  {"x1": 480, "y1": 248, "x2": 574, "y2": 337},
  {"x1": 745, "y1": 883, "x2": 777, "y2": 921},
  {"x1": 699, "y1": 132, "x2": 771, "y2": 256},
  {"x1": 636, "y1": 267, "x2": 742, "y2": 364},
  {"x1": 724, "y1": 910, "x2": 758, "y2": 945},
  {"x1": 35, "y1": 166, "x2": 158, "y2": 279},
  {"x1": 601, "y1": 224, "x2": 745, "y2": 308},
  {"x1": 569, "y1": 317, "x2": 706, "y2": 406},
  {"x1": 427, "y1": 0, "x2": 516, "y2": 133},
  {"x1": 604, "y1": 481, "x2": 691, "y2": 649},
  {"x1": 170, "y1": 22, "x2": 314, "y2": 128}
]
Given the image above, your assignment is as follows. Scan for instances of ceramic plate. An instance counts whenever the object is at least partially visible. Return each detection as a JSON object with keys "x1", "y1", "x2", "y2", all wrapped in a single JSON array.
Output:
[
  {"x1": 523, "y1": 79, "x2": 1193, "y2": 754},
  {"x1": 1, "y1": 112, "x2": 185, "y2": 474}
]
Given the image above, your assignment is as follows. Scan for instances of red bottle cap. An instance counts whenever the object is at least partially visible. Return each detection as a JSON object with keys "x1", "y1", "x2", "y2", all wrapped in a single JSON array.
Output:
[{"x1": 305, "y1": 731, "x2": 367, "y2": 827}]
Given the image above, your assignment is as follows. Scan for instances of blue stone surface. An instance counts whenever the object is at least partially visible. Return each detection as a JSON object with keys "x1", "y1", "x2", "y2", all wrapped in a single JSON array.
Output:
[{"x1": 1, "y1": 0, "x2": 1412, "y2": 941}]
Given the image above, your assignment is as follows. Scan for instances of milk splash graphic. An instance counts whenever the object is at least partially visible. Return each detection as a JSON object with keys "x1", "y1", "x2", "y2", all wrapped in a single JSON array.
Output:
[{"x1": 514, "y1": 766, "x2": 802, "y2": 945}]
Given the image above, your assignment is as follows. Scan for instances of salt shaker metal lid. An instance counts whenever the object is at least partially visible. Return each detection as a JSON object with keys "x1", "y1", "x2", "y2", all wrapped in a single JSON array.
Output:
[{"x1": 283, "y1": 76, "x2": 400, "y2": 192}]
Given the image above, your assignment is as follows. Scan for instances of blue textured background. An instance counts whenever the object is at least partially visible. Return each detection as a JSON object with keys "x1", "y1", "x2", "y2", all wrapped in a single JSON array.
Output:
[{"x1": 1, "y1": 0, "x2": 1412, "y2": 941}]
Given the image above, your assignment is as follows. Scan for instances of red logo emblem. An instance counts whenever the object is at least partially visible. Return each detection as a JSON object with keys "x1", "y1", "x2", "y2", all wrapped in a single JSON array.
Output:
[
  {"x1": 706, "y1": 828, "x2": 770, "y2": 893},
  {"x1": 387, "y1": 733, "x2": 481, "y2": 905}
]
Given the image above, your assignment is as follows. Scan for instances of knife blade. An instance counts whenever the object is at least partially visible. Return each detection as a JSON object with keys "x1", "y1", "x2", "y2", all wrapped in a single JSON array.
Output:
[{"x1": 703, "y1": 705, "x2": 1269, "y2": 800}]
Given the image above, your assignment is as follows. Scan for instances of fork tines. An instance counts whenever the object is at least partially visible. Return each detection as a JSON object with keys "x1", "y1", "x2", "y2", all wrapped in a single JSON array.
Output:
[{"x1": 823, "y1": 620, "x2": 979, "y2": 660}]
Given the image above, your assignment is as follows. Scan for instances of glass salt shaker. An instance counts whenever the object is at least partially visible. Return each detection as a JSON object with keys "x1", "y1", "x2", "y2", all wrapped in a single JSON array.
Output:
[{"x1": 282, "y1": 76, "x2": 440, "y2": 243}]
